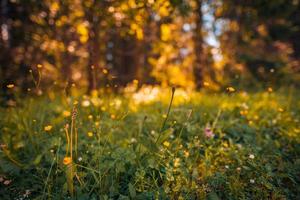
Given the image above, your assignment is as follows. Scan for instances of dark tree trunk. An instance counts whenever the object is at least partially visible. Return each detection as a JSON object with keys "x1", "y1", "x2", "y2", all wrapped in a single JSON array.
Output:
[
  {"x1": 86, "y1": 13, "x2": 100, "y2": 94},
  {"x1": 193, "y1": 0, "x2": 205, "y2": 89},
  {"x1": 290, "y1": 3, "x2": 300, "y2": 63},
  {"x1": 139, "y1": 10, "x2": 157, "y2": 86},
  {"x1": 61, "y1": 48, "x2": 73, "y2": 95},
  {"x1": 0, "y1": 0, "x2": 12, "y2": 98}
]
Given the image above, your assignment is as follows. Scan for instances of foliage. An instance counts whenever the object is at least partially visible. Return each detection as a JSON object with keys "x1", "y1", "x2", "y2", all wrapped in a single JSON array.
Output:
[
  {"x1": 1, "y1": 0, "x2": 299, "y2": 94},
  {"x1": 214, "y1": 0, "x2": 300, "y2": 84},
  {"x1": 1, "y1": 0, "x2": 300, "y2": 199}
]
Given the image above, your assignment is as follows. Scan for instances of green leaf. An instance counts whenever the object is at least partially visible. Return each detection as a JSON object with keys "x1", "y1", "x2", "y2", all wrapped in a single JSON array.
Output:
[
  {"x1": 139, "y1": 135, "x2": 159, "y2": 152},
  {"x1": 33, "y1": 154, "x2": 42, "y2": 165},
  {"x1": 116, "y1": 162, "x2": 125, "y2": 173},
  {"x1": 157, "y1": 128, "x2": 174, "y2": 144},
  {"x1": 118, "y1": 195, "x2": 130, "y2": 200},
  {"x1": 207, "y1": 192, "x2": 220, "y2": 200},
  {"x1": 128, "y1": 183, "x2": 136, "y2": 198}
]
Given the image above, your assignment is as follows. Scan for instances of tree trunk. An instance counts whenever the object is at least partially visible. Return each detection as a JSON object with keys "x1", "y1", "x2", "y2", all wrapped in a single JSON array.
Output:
[
  {"x1": 139, "y1": 11, "x2": 156, "y2": 86},
  {"x1": 193, "y1": 0, "x2": 205, "y2": 89},
  {"x1": 0, "y1": 0, "x2": 12, "y2": 98},
  {"x1": 87, "y1": 14, "x2": 100, "y2": 94}
]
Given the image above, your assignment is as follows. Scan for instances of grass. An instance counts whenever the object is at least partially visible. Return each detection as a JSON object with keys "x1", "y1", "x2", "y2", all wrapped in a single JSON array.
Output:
[{"x1": 0, "y1": 87, "x2": 300, "y2": 199}]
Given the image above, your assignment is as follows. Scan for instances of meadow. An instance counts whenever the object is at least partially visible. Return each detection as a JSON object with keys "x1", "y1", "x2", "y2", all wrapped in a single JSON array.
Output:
[
  {"x1": 0, "y1": 86, "x2": 300, "y2": 199},
  {"x1": 2, "y1": 0, "x2": 300, "y2": 199}
]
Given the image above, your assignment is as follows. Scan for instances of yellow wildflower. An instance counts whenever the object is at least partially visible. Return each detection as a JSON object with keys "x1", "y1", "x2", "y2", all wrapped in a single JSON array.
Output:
[
  {"x1": 174, "y1": 158, "x2": 180, "y2": 167},
  {"x1": 88, "y1": 115, "x2": 93, "y2": 120},
  {"x1": 102, "y1": 69, "x2": 108, "y2": 74},
  {"x1": 184, "y1": 150, "x2": 189, "y2": 158},
  {"x1": 226, "y1": 87, "x2": 235, "y2": 92},
  {"x1": 7, "y1": 84, "x2": 14, "y2": 89},
  {"x1": 268, "y1": 87, "x2": 273, "y2": 93},
  {"x1": 163, "y1": 141, "x2": 170, "y2": 147},
  {"x1": 63, "y1": 157, "x2": 72, "y2": 165},
  {"x1": 63, "y1": 110, "x2": 71, "y2": 117},
  {"x1": 223, "y1": 142, "x2": 229, "y2": 148},
  {"x1": 203, "y1": 81, "x2": 210, "y2": 87},
  {"x1": 44, "y1": 125, "x2": 52, "y2": 131},
  {"x1": 95, "y1": 121, "x2": 100, "y2": 127},
  {"x1": 240, "y1": 110, "x2": 248, "y2": 115},
  {"x1": 81, "y1": 100, "x2": 90, "y2": 107},
  {"x1": 91, "y1": 90, "x2": 98, "y2": 97},
  {"x1": 278, "y1": 108, "x2": 284, "y2": 112},
  {"x1": 87, "y1": 131, "x2": 93, "y2": 137},
  {"x1": 37, "y1": 64, "x2": 43, "y2": 68}
]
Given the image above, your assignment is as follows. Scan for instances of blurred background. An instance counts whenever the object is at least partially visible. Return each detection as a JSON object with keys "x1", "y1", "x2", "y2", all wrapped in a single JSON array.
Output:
[{"x1": 1, "y1": 0, "x2": 300, "y2": 96}]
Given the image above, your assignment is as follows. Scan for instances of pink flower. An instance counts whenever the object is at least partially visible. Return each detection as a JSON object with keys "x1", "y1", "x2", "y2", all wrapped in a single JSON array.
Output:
[
  {"x1": 3, "y1": 180, "x2": 12, "y2": 185},
  {"x1": 204, "y1": 127, "x2": 215, "y2": 138}
]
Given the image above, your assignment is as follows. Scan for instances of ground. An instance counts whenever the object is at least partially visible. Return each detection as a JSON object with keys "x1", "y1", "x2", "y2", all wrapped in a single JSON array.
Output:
[{"x1": 0, "y1": 87, "x2": 300, "y2": 199}]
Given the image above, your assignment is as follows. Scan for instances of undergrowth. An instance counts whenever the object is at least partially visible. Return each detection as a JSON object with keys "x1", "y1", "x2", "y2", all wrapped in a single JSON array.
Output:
[{"x1": 0, "y1": 87, "x2": 300, "y2": 199}]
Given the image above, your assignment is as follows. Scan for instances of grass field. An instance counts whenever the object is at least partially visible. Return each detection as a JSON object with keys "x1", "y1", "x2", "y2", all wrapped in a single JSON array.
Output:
[{"x1": 1, "y1": 87, "x2": 300, "y2": 199}]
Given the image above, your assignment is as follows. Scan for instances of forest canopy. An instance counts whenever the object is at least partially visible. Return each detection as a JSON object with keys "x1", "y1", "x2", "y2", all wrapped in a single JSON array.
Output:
[{"x1": 1, "y1": 0, "x2": 300, "y2": 95}]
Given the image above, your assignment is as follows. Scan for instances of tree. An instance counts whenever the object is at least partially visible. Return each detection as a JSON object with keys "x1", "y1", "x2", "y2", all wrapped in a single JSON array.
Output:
[
  {"x1": 215, "y1": 0, "x2": 300, "y2": 85},
  {"x1": 193, "y1": 0, "x2": 205, "y2": 89}
]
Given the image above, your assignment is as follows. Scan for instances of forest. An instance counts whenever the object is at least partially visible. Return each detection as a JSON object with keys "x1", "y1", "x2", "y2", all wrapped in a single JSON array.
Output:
[{"x1": 0, "y1": 0, "x2": 300, "y2": 199}]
